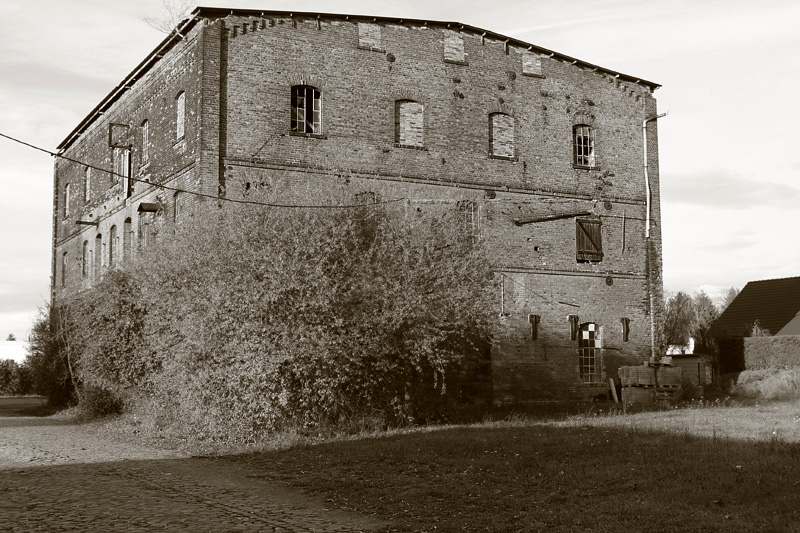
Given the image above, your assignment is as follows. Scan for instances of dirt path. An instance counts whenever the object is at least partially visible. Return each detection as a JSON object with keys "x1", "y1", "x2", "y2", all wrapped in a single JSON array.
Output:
[{"x1": 0, "y1": 399, "x2": 384, "y2": 532}]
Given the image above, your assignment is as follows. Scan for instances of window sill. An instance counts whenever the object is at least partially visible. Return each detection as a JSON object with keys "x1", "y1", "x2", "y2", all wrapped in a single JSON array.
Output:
[
  {"x1": 289, "y1": 131, "x2": 326, "y2": 139},
  {"x1": 522, "y1": 72, "x2": 545, "y2": 79},
  {"x1": 444, "y1": 58, "x2": 469, "y2": 66},
  {"x1": 394, "y1": 143, "x2": 427, "y2": 151},
  {"x1": 357, "y1": 45, "x2": 385, "y2": 53},
  {"x1": 573, "y1": 164, "x2": 598, "y2": 170},
  {"x1": 489, "y1": 154, "x2": 517, "y2": 161}
]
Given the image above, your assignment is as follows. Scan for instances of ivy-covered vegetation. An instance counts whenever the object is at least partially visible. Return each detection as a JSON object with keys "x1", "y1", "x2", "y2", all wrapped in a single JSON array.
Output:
[{"x1": 35, "y1": 196, "x2": 494, "y2": 442}]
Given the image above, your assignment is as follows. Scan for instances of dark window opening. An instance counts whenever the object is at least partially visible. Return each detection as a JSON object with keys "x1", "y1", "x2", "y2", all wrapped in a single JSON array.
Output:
[
  {"x1": 573, "y1": 125, "x2": 596, "y2": 168},
  {"x1": 291, "y1": 85, "x2": 322, "y2": 134}
]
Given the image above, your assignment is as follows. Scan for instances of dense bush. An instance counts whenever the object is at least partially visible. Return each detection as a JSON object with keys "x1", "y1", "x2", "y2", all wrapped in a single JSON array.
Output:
[
  {"x1": 0, "y1": 359, "x2": 33, "y2": 395},
  {"x1": 25, "y1": 305, "x2": 80, "y2": 406},
  {"x1": 57, "y1": 195, "x2": 493, "y2": 442}
]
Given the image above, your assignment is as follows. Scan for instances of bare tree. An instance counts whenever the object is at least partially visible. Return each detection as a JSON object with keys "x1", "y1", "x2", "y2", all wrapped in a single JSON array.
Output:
[
  {"x1": 143, "y1": 0, "x2": 196, "y2": 36},
  {"x1": 5, "y1": 333, "x2": 15, "y2": 341}
]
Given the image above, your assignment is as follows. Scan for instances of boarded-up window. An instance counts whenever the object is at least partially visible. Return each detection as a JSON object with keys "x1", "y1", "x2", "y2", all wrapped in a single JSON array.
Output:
[
  {"x1": 176, "y1": 92, "x2": 185, "y2": 139},
  {"x1": 84, "y1": 167, "x2": 91, "y2": 203},
  {"x1": 490, "y1": 113, "x2": 515, "y2": 158},
  {"x1": 443, "y1": 31, "x2": 466, "y2": 64},
  {"x1": 123, "y1": 218, "x2": 132, "y2": 263},
  {"x1": 573, "y1": 125, "x2": 596, "y2": 168},
  {"x1": 63, "y1": 183, "x2": 70, "y2": 219},
  {"x1": 94, "y1": 233, "x2": 102, "y2": 280},
  {"x1": 109, "y1": 225, "x2": 118, "y2": 268},
  {"x1": 522, "y1": 52, "x2": 543, "y2": 77},
  {"x1": 81, "y1": 240, "x2": 88, "y2": 278},
  {"x1": 141, "y1": 120, "x2": 149, "y2": 164},
  {"x1": 579, "y1": 322, "x2": 601, "y2": 383},
  {"x1": 395, "y1": 100, "x2": 424, "y2": 148},
  {"x1": 113, "y1": 147, "x2": 131, "y2": 197},
  {"x1": 291, "y1": 85, "x2": 322, "y2": 134},
  {"x1": 576, "y1": 217, "x2": 603, "y2": 263},
  {"x1": 358, "y1": 22, "x2": 382, "y2": 50}
]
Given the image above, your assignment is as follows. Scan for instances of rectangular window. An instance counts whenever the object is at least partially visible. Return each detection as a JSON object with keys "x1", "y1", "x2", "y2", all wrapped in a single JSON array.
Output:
[
  {"x1": 291, "y1": 86, "x2": 322, "y2": 134},
  {"x1": 579, "y1": 323, "x2": 601, "y2": 384},
  {"x1": 573, "y1": 125, "x2": 596, "y2": 168},
  {"x1": 576, "y1": 217, "x2": 603, "y2": 263}
]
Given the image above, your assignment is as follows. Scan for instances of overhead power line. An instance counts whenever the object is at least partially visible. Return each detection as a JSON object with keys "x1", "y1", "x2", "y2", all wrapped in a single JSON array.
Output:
[{"x1": 0, "y1": 131, "x2": 407, "y2": 210}]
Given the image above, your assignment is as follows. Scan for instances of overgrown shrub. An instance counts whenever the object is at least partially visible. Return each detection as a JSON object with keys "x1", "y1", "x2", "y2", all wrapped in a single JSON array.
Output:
[
  {"x1": 732, "y1": 369, "x2": 800, "y2": 401},
  {"x1": 59, "y1": 193, "x2": 493, "y2": 441},
  {"x1": 25, "y1": 305, "x2": 80, "y2": 407},
  {"x1": 77, "y1": 384, "x2": 126, "y2": 419}
]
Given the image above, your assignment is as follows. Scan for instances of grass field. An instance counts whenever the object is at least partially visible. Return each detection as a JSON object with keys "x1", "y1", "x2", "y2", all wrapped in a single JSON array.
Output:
[{"x1": 229, "y1": 402, "x2": 800, "y2": 532}]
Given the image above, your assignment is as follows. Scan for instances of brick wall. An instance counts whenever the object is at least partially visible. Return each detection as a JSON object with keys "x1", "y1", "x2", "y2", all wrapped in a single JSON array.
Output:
[{"x1": 52, "y1": 12, "x2": 664, "y2": 403}]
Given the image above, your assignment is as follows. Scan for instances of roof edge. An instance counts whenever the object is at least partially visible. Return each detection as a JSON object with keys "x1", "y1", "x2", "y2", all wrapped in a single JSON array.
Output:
[{"x1": 57, "y1": 6, "x2": 661, "y2": 152}]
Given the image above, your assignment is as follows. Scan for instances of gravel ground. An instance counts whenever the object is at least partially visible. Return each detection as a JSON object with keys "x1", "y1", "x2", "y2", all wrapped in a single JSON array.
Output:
[{"x1": 0, "y1": 398, "x2": 384, "y2": 532}]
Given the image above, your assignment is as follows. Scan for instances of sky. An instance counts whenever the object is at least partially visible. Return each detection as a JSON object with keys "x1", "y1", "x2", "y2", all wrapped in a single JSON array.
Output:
[{"x1": 1, "y1": 0, "x2": 799, "y2": 342}]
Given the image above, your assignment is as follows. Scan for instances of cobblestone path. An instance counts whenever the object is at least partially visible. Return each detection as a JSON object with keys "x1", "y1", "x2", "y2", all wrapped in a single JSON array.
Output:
[{"x1": 0, "y1": 412, "x2": 384, "y2": 532}]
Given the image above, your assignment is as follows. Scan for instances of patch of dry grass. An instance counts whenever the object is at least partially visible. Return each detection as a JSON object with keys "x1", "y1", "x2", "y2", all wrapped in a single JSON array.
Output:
[{"x1": 228, "y1": 402, "x2": 800, "y2": 532}]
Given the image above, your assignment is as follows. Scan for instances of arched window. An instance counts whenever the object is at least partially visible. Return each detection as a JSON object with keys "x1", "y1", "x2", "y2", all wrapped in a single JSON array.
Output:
[
  {"x1": 94, "y1": 234, "x2": 103, "y2": 280},
  {"x1": 109, "y1": 225, "x2": 118, "y2": 268},
  {"x1": 573, "y1": 125, "x2": 596, "y2": 168},
  {"x1": 81, "y1": 240, "x2": 88, "y2": 279},
  {"x1": 395, "y1": 100, "x2": 424, "y2": 148},
  {"x1": 578, "y1": 322, "x2": 601, "y2": 384},
  {"x1": 290, "y1": 85, "x2": 322, "y2": 134},
  {"x1": 61, "y1": 252, "x2": 68, "y2": 288},
  {"x1": 489, "y1": 113, "x2": 515, "y2": 159},
  {"x1": 141, "y1": 120, "x2": 149, "y2": 164},
  {"x1": 84, "y1": 167, "x2": 91, "y2": 203},
  {"x1": 123, "y1": 218, "x2": 132, "y2": 262},
  {"x1": 174, "y1": 191, "x2": 182, "y2": 224},
  {"x1": 63, "y1": 183, "x2": 70, "y2": 219},
  {"x1": 176, "y1": 91, "x2": 186, "y2": 140}
]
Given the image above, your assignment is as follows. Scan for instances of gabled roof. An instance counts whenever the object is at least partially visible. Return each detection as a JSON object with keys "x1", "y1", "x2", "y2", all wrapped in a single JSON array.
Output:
[
  {"x1": 712, "y1": 276, "x2": 800, "y2": 338},
  {"x1": 58, "y1": 6, "x2": 660, "y2": 152}
]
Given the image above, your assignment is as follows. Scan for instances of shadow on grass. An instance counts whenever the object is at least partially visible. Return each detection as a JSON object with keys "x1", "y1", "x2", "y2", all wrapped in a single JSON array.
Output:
[
  {"x1": 0, "y1": 396, "x2": 61, "y2": 418},
  {"x1": 0, "y1": 455, "x2": 379, "y2": 532},
  {"x1": 227, "y1": 417, "x2": 800, "y2": 532}
]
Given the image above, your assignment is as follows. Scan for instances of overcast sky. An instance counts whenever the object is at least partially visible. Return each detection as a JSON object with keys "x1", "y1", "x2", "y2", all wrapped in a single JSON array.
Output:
[{"x1": 1, "y1": 0, "x2": 799, "y2": 341}]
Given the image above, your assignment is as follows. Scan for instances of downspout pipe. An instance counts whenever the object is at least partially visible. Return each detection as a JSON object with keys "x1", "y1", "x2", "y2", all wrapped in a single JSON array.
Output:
[
  {"x1": 642, "y1": 111, "x2": 667, "y2": 362},
  {"x1": 643, "y1": 112, "x2": 667, "y2": 238}
]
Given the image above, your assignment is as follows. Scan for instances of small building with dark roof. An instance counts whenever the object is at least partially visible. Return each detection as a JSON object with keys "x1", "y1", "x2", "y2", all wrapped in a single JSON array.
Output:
[{"x1": 712, "y1": 276, "x2": 800, "y2": 374}]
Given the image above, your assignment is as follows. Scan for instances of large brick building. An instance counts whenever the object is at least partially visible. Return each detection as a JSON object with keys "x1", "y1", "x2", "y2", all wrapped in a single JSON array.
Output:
[{"x1": 52, "y1": 8, "x2": 665, "y2": 403}]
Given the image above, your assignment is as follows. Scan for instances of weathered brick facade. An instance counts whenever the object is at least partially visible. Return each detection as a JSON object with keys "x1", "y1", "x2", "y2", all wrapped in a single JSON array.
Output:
[{"x1": 52, "y1": 8, "x2": 665, "y2": 403}]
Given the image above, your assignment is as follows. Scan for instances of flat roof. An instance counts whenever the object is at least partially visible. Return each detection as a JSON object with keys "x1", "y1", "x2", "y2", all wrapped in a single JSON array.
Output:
[{"x1": 58, "y1": 6, "x2": 661, "y2": 151}]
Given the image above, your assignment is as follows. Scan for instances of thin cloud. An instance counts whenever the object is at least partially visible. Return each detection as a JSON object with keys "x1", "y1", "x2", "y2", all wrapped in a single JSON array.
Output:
[
  {"x1": 663, "y1": 171, "x2": 800, "y2": 209},
  {"x1": 0, "y1": 61, "x2": 112, "y2": 95}
]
